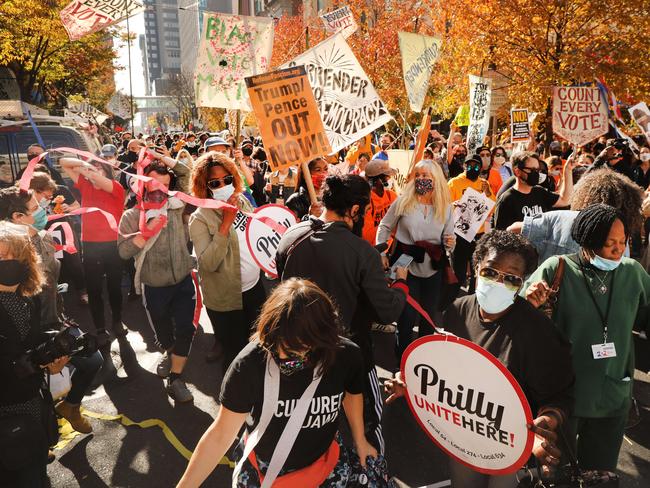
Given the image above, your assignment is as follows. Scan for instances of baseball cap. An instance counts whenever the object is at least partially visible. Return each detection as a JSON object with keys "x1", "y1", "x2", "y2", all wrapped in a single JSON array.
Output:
[
  {"x1": 100, "y1": 144, "x2": 118, "y2": 158},
  {"x1": 365, "y1": 159, "x2": 397, "y2": 178},
  {"x1": 204, "y1": 136, "x2": 229, "y2": 151},
  {"x1": 464, "y1": 155, "x2": 483, "y2": 166}
]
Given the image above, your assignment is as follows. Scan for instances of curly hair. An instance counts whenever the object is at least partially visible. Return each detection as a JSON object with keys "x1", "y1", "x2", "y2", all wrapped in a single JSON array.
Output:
[
  {"x1": 571, "y1": 203, "x2": 625, "y2": 251},
  {"x1": 190, "y1": 151, "x2": 242, "y2": 199},
  {"x1": 570, "y1": 168, "x2": 643, "y2": 235},
  {"x1": 473, "y1": 230, "x2": 539, "y2": 276},
  {"x1": 0, "y1": 222, "x2": 43, "y2": 296}
]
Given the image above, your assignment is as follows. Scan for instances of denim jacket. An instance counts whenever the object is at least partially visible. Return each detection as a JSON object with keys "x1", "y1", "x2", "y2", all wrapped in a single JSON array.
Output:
[{"x1": 522, "y1": 210, "x2": 580, "y2": 264}]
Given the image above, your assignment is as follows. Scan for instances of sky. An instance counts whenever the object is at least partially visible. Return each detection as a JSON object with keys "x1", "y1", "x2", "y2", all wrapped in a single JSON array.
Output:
[{"x1": 113, "y1": 12, "x2": 146, "y2": 97}]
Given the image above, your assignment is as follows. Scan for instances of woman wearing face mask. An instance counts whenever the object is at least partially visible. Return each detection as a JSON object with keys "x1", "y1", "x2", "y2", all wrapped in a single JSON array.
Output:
[
  {"x1": 0, "y1": 222, "x2": 69, "y2": 487},
  {"x1": 475, "y1": 146, "x2": 502, "y2": 195},
  {"x1": 286, "y1": 157, "x2": 329, "y2": 220},
  {"x1": 525, "y1": 203, "x2": 650, "y2": 471},
  {"x1": 60, "y1": 158, "x2": 127, "y2": 344},
  {"x1": 385, "y1": 231, "x2": 574, "y2": 487},
  {"x1": 189, "y1": 152, "x2": 266, "y2": 372},
  {"x1": 491, "y1": 146, "x2": 512, "y2": 186},
  {"x1": 377, "y1": 160, "x2": 455, "y2": 361},
  {"x1": 633, "y1": 148, "x2": 650, "y2": 189},
  {"x1": 178, "y1": 279, "x2": 376, "y2": 488}
]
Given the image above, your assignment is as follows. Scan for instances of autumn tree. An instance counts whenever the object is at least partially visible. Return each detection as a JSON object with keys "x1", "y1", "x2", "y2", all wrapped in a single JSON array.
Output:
[{"x1": 0, "y1": 0, "x2": 118, "y2": 110}]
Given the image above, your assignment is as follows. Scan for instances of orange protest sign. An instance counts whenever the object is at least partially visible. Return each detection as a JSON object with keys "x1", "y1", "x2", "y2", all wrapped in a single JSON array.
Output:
[{"x1": 245, "y1": 66, "x2": 332, "y2": 171}]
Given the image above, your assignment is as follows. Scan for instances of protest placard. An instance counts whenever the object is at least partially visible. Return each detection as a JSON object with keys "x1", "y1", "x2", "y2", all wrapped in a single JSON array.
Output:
[
  {"x1": 320, "y1": 6, "x2": 358, "y2": 39},
  {"x1": 195, "y1": 13, "x2": 274, "y2": 110},
  {"x1": 453, "y1": 187, "x2": 495, "y2": 243},
  {"x1": 629, "y1": 102, "x2": 650, "y2": 145},
  {"x1": 246, "y1": 66, "x2": 332, "y2": 171},
  {"x1": 282, "y1": 33, "x2": 392, "y2": 153},
  {"x1": 510, "y1": 108, "x2": 530, "y2": 144},
  {"x1": 453, "y1": 105, "x2": 470, "y2": 127},
  {"x1": 386, "y1": 149, "x2": 413, "y2": 194},
  {"x1": 402, "y1": 335, "x2": 534, "y2": 475},
  {"x1": 466, "y1": 76, "x2": 492, "y2": 155},
  {"x1": 398, "y1": 32, "x2": 442, "y2": 113},
  {"x1": 552, "y1": 86, "x2": 608, "y2": 146},
  {"x1": 246, "y1": 205, "x2": 297, "y2": 278},
  {"x1": 60, "y1": 0, "x2": 143, "y2": 41}
]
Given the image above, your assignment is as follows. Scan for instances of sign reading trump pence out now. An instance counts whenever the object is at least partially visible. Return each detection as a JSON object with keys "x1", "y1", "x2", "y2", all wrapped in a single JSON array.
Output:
[{"x1": 246, "y1": 66, "x2": 332, "y2": 171}]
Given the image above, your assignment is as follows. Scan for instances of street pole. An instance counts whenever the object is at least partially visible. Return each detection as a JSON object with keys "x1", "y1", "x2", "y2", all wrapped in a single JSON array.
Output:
[{"x1": 125, "y1": 0, "x2": 135, "y2": 133}]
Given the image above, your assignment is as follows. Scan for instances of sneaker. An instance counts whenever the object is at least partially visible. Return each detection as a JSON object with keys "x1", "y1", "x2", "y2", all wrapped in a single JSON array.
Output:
[
  {"x1": 156, "y1": 353, "x2": 171, "y2": 378},
  {"x1": 166, "y1": 378, "x2": 193, "y2": 403},
  {"x1": 55, "y1": 400, "x2": 92, "y2": 433},
  {"x1": 371, "y1": 322, "x2": 397, "y2": 333}
]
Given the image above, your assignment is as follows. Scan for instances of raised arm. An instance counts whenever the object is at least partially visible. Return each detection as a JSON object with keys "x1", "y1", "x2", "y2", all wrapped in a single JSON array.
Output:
[{"x1": 553, "y1": 155, "x2": 574, "y2": 208}]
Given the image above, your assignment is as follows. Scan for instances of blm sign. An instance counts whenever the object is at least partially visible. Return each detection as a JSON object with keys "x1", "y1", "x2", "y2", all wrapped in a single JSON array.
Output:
[{"x1": 246, "y1": 66, "x2": 332, "y2": 171}]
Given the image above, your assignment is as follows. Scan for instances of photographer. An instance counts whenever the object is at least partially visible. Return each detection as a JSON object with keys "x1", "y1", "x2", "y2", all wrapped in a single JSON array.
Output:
[
  {"x1": 0, "y1": 222, "x2": 62, "y2": 487},
  {"x1": 589, "y1": 139, "x2": 635, "y2": 181}
]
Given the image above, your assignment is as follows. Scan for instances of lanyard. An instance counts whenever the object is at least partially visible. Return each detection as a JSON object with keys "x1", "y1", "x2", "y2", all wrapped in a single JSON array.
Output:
[{"x1": 579, "y1": 258, "x2": 616, "y2": 343}]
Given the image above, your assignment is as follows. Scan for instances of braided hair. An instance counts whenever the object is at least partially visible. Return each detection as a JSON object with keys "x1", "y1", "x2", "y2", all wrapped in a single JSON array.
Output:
[{"x1": 570, "y1": 203, "x2": 626, "y2": 251}]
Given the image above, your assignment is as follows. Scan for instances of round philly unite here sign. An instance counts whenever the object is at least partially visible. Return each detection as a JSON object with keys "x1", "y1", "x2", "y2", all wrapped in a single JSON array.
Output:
[
  {"x1": 401, "y1": 335, "x2": 534, "y2": 475},
  {"x1": 245, "y1": 204, "x2": 297, "y2": 278}
]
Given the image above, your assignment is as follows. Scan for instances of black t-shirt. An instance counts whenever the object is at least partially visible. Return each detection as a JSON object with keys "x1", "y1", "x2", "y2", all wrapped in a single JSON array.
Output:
[
  {"x1": 493, "y1": 186, "x2": 559, "y2": 230},
  {"x1": 441, "y1": 295, "x2": 574, "y2": 417},
  {"x1": 219, "y1": 338, "x2": 365, "y2": 471}
]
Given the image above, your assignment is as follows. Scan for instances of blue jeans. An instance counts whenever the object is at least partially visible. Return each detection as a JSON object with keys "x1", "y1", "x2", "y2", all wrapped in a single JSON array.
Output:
[{"x1": 395, "y1": 271, "x2": 441, "y2": 362}]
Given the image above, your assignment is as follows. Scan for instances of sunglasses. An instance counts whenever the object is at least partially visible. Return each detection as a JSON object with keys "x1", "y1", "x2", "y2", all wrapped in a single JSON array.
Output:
[
  {"x1": 466, "y1": 164, "x2": 481, "y2": 171},
  {"x1": 207, "y1": 175, "x2": 234, "y2": 189},
  {"x1": 478, "y1": 266, "x2": 523, "y2": 291}
]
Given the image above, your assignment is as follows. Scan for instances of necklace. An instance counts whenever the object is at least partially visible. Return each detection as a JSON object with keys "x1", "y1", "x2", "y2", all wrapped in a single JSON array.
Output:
[{"x1": 589, "y1": 268, "x2": 610, "y2": 295}]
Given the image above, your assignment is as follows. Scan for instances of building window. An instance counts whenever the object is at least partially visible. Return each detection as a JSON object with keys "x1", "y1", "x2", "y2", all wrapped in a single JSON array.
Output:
[
  {"x1": 163, "y1": 22, "x2": 179, "y2": 28},
  {"x1": 164, "y1": 40, "x2": 180, "y2": 47},
  {"x1": 168, "y1": 50, "x2": 181, "y2": 58}
]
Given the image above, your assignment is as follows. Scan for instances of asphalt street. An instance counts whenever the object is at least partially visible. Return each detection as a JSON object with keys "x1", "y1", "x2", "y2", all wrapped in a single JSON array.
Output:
[{"x1": 46, "y1": 284, "x2": 650, "y2": 488}]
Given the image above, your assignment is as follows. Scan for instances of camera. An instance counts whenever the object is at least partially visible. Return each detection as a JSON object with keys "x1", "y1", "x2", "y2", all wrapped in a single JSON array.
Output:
[{"x1": 12, "y1": 327, "x2": 98, "y2": 378}]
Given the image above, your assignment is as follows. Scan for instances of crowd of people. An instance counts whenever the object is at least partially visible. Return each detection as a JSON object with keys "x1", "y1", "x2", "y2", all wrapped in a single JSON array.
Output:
[{"x1": 1, "y1": 120, "x2": 650, "y2": 487}]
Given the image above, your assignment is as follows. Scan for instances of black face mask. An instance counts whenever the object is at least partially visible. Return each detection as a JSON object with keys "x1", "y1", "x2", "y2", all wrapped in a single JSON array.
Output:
[
  {"x1": 242, "y1": 146, "x2": 253, "y2": 157},
  {"x1": 270, "y1": 349, "x2": 309, "y2": 376},
  {"x1": 465, "y1": 164, "x2": 481, "y2": 181},
  {"x1": 525, "y1": 170, "x2": 540, "y2": 186},
  {"x1": 0, "y1": 259, "x2": 29, "y2": 287}
]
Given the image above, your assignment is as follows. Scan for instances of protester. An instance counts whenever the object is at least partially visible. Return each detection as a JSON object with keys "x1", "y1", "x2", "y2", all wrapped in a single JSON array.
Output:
[
  {"x1": 385, "y1": 230, "x2": 574, "y2": 487},
  {"x1": 277, "y1": 174, "x2": 409, "y2": 456},
  {"x1": 117, "y1": 162, "x2": 196, "y2": 403},
  {"x1": 189, "y1": 151, "x2": 266, "y2": 371},
  {"x1": 0, "y1": 222, "x2": 58, "y2": 487},
  {"x1": 377, "y1": 160, "x2": 455, "y2": 360},
  {"x1": 507, "y1": 168, "x2": 643, "y2": 263},
  {"x1": 475, "y1": 145, "x2": 502, "y2": 195},
  {"x1": 589, "y1": 139, "x2": 635, "y2": 181},
  {"x1": 361, "y1": 159, "x2": 397, "y2": 246},
  {"x1": 446, "y1": 123, "x2": 467, "y2": 178},
  {"x1": 372, "y1": 133, "x2": 396, "y2": 161},
  {"x1": 493, "y1": 151, "x2": 573, "y2": 230},
  {"x1": 525, "y1": 204, "x2": 650, "y2": 470},
  {"x1": 265, "y1": 164, "x2": 299, "y2": 206},
  {"x1": 177, "y1": 279, "x2": 376, "y2": 487},
  {"x1": 491, "y1": 145, "x2": 512, "y2": 184},
  {"x1": 285, "y1": 157, "x2": 328, "y2": 220},
  {"x1": 634, "y1": 147, "x2": 650, "y2": 189},
  {"x1": 60, "y1": 157, "x2": 127, "y2": 343},
  {"x1": 447, "y1": 155, "x2": 495, "y2": 292}
]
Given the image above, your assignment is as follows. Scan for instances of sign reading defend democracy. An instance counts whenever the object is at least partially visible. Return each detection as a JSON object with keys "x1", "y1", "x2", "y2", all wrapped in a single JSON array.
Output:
[
  {"x1": 466, "y1": 75, "x2": 492, "y2": 155},
  {"x1": 552, "y1": 86, "x2": 608, "y2": 146},
  {"x1": 195, "y1": 13, "x2": 274, "y2": 110},
  {"x1": 402, "y1": 335, "x2": 534, "y2": 474},
  {"x1": 60, "y1": 0, "x2": 143, "y2": 41},
  {"x1": 246, "y1": 66, "x2": 332, "y2": 171},
  {"x1": 320, "y1": 6, "x2": 358, "y2": 39},
  {"x1": 398, "y1": 32, "x2": 442, "y2": 113},
  {"x1": 282, "y1": 34, "x2": 392, "y2": 153},
  {"x1": 510, "y1": 108, "x2": 531, "y2": 143}
]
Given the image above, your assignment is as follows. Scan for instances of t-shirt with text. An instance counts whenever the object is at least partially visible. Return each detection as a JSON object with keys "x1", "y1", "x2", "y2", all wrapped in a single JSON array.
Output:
[
  {"x1": 493, "y1": 186, "x2": 559, "y2": 230},
  {"x1": 220, "y1": 339, "x2": 364, "y2": 471}
]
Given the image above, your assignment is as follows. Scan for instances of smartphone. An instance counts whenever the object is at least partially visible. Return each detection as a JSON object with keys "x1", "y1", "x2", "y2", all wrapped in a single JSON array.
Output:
[{"x1": 389, "y1": 254, "x2": 414, "y2": 280}]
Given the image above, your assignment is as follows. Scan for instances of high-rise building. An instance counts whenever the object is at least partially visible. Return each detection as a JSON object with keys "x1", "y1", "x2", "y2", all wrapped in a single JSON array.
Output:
[
  {"x1": 141, "y1": 0, "x2": 183, "y2": 95},
  {"x1": 138, "y1": 34, "x2": 152, "y2": 96}
]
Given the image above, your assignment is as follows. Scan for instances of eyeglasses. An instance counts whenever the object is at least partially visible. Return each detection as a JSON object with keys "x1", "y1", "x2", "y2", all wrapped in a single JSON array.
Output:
[
  {"x1": 478, "y1": 266, "x2": 523, "y2": 291},
  {"x1": 207, "y1": 175, "x2": 234, "y2": 189}
]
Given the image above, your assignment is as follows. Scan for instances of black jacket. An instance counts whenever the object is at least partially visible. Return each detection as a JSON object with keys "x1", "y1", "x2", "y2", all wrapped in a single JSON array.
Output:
[
  {"x1": 0, "y1": 297, "x2": 46, "y2": 406},
  {"x1": 276, "y1": 218, "x2": 407, "y2": 369}
]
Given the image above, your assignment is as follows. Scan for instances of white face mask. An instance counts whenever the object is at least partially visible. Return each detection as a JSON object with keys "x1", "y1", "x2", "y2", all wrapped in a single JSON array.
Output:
[
  {"x1": 538, "y1": 172, "x2": 547, "y2": 184},
  {"x1": 481, "y1": 156, "x2": 491, "y2": 167},
  {"x1": 211, "y1": 183, "x2": 235, "y2": 202},
  {"x1": 494, "y1": 156, "x2": 506, "y2": 165},
  {"x1": 475, "y1": 276, "x2": 517, "y2": 314},
  {"x1": 641, "y1": 153, "x2": 650, "y2": 162}
]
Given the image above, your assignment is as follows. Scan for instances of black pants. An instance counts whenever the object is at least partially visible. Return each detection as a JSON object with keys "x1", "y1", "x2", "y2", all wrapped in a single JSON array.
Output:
[
  {"x1": 452, "y1": 234, "x2": 480, "y2": 292},
  {"x1": 206, "y1": 279, "x2": 266, "y2": 373},
  {"x1": 82, "y1": 241, "x2": 123, "y2": 331},
  {"x1": 143, "y1": 274, "x2": 197, "y2": 357}
]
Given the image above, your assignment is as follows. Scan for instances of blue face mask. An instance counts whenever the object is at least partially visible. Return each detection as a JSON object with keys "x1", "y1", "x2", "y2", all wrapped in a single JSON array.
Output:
[
  {"x1": 32, "y1": 206, "x2": 48, "y2": 231},
  {"x1": 475, "y1": 276, "x2": 517, "y2": 314},
  {"x1": 590, "y1": 254, "x2": 622, "y2": 272},
  {"x1": 210, "y1": 183, "x2": 235, "y2": 202}
]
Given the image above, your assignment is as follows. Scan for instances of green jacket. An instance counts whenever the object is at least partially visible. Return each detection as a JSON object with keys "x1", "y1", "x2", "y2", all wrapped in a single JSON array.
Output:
[
  {"x1": 189, "y1": 196, "x2": 254, "y2": 312},
  {"x1": 524, "y1": 255, "x2": 650, "y2": 418}
]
